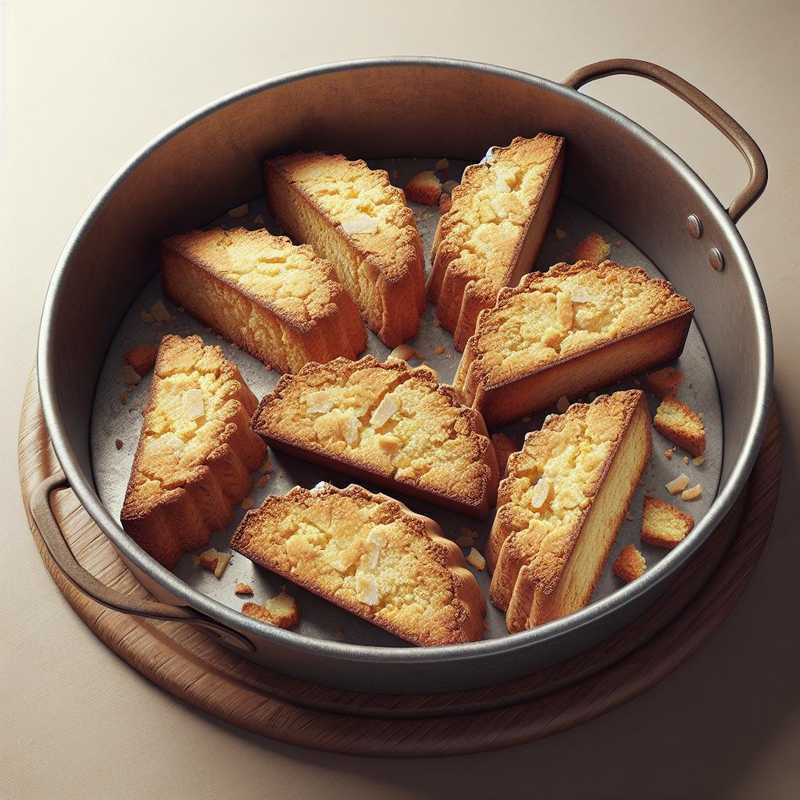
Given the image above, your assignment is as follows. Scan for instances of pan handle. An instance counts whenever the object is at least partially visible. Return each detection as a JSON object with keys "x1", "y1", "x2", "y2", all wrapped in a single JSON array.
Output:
[
  {"x1": 30, "y1": 472, "x2": 256, "y2": 652},
  {"x1": 563, "y1": 58, "x2": 767, "y2": 223}
]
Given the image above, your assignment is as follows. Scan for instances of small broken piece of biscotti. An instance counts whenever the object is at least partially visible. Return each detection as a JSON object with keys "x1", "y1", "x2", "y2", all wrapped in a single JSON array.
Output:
[
  {"x1": 404, "y1": 170, "x2": 442, "y2": 205},
  {"x1": 124, "y1": 344, "x2": 159, "y2": 377},
  {"x1": 641, "y1": 496, "x2": 695, "y2": 549},
  {"x1": 653, "y1": 396, "x2": 706, "y2": 457},
  {"x1": 241, "y1": 590, "x2": 300, "y2": 629},
  {"x1": 231, "y1": 483, "x2": 485, "y2": 645},
  {"x1": 643, "y1": 366, "x2": 684, "y2": 398},
  {"x1": 573, "y1": 232, "x2": 610, "y2": 264},
  {"x1": 429, "y1": 134, "x2": 565, "y2": 350},
  {"x1": 613, "y1": 545, "x2": 646, "y2": 583},
  {"x1": 162, "y1": 227, "x2": 366, "y2": 373}
]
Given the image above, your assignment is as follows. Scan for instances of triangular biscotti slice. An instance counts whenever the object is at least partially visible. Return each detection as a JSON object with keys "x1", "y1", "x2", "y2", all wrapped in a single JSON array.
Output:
[
  {"x1": 162, "y1": 227, "x2": 366, "y2": 373},
  {"x1": 121, "y1": 335, "x2": 266, "y2": 567},
  {"x1": 252, "y1": 356, "x2": 499, "y2": 517},
  {"x1": 455, "y1": 260, "x2": 694, "y2": 427},
  {"x1": 264, "y1": 152, "x2": 426, "y2": 347},
  {"x1": 488, "y1": 390, "x2": 651, "y2": 632},
  {"x1": 231, "y1": 483, "x2": 485, "y2": 645},
  {"x1": 428, "y1": 134, "x2": 565, "y2": 350}
]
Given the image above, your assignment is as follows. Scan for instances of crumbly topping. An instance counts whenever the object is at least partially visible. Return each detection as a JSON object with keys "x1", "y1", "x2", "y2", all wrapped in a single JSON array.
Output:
[
  {"x1": 269, "y1": 152, "x2": 419, "y2": 284},
  {"x1": 494, "y1": 391, "x2": 641, "y2": 593},
  {"x1": 462, "y1": 261, "x2": 693, "y2": 388},
  {"x1": 436, "y1": 135, "x2": 562, "y2": 291},
  {"x1": 256, "y1": 356, "x2": 493, "y2": 507}
]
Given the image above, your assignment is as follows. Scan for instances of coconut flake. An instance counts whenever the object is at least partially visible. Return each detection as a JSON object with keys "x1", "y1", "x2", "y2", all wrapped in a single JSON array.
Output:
[{"x1": 340, "y1": 214, "x2": 378, "y2": 235}]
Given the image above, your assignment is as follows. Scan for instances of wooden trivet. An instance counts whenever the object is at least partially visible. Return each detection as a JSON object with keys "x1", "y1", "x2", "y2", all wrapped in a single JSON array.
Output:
[{"x1": 18, "y1": 372, "x2": 781, "y2": 756}]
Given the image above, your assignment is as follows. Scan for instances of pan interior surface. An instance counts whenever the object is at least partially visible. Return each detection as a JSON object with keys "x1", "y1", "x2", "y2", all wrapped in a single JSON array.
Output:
[{"x1": 91, "y1": 156, "x2": 722, "y2": 649}]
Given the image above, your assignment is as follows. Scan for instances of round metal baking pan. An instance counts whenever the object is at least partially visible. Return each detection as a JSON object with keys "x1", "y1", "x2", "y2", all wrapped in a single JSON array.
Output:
[{"x1": 35, "y1": 57, "x2": 772, "y2": 692}]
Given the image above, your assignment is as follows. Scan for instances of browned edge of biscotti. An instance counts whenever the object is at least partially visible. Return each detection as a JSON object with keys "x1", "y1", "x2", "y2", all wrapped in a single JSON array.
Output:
[
  {"x1": 230, "y1": 483, "x2": 485, "y2": 646},
  {"x1": 161, "y1": 233, "x2": 366, "y2": 372},
  {"x1": 487, "y1": 391, "x2": 649, "y2": 624},
  {"x1": 264, "y1": 157, "x2": 425, "y2": 348},
  {"x1": 251, "y1": 355, "x2": 498, "y2": 517},
  {"x1": 120, "y1": 335, "x2": 266, "y2": 568},
  {"x1": 450, "y1": 143, "x2": 565, "y2": 351},
  {"x1": 428, "y1": 134, "x2": 565, "y2": 338}
]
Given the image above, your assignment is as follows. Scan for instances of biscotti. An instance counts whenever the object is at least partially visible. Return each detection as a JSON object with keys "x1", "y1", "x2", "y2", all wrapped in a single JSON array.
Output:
[
  {"x1": 162, "y1": 227, "x2": 366, "y2": 373},
  {"x1": 455, "y1": 260, "x2": 694, "y2": 427},
  {"x1": 121, "y1": 335, "x2": 266, "y2": 567},
  {"x1": 264, "y1": 152, "x2": 426, "y2": 347},
  {"x1": 653, "y1": 396, "x2": 706, "y2": 456},
  {"x1": 641, "y1": 496, "x2": 695, "y2": 549},
  {"x1": 428, "y1": 134, "x2": 565, "y2": 350},
  {"x1": 488, "y1": 390, "x2": 651, "y2": 632},
  {"x1": 252, "y1": 355, "x2": 499, "y2": 517},
  {"x1": 231, "y1": 483, "x2": 485, "y2": 646}
]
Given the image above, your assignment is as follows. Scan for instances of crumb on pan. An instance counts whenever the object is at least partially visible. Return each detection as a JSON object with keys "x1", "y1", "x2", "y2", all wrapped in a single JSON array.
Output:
[
  {"x1": 641, "y1": 496, "x2": 694, "y2": 549},
  {"x1": 196, "y1": 548, "x2": 232, "y2": 579},
  {"x1": 227, "y1": 203, "x2": 249, "y2": 218},
  {"x1": 124, "y1": 344, "x2": 159, "y2": 377},
  {"x1": 573, "y1": 232, "x2": 610, "y2": 263},
  {"x1": 664, "y1": 447, "x2": 675, "y2": 460},
  {"x1": 554, "y1": 226, "x2": 567, "y2": 240},
  {"x1": 150, "y1": 300, "x2": 172, "y2": 323},
  {"x1": 433, "y1": 345, "x2": 446, "y2": 355},
  {"x1": 681, "y1": 483, "x2": 703, "y2": 501},
  {"x1": 242, "y1": 590, "x2": 300, "y2": 629},
  {"x1": 613, "y1": 544, "x2": 646, "y2": 583},
  {"x1": 643, "y1": 366, "x2": 684, "y2": 399},
  {"x1": 692, "y1": 455, "x2": 706, "y2": 466},
  {"x1": 665, "y1": 473, "x2": 690, "y2": 495},
  {"x1": 404, "y1": 170, "x2": 442, "y2": 205},
  {"x1": 121, "y1": 364, "x2": 142, "y2": 386},
  {"x1": 466, "y1": 547, "x2": 486, "y2": 571},
  {"x1": 387, "y1": 344, "x2": 417, "y2": 362},
  {"x1": 115, "y1": 438, "x2": 124, "y2": 450},
  {"x1": 654, "y1": 396, "x2": 706, "y2": 457},
  {"x1": 234, "y1": 582, "x2": 254, "y2": 596},
  {"x1": 140, "y1": 309, "x2": 154, "y2": 323}
]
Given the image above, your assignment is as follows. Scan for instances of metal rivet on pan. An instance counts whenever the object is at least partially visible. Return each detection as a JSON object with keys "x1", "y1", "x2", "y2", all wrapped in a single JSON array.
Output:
[
  {"x1": 709, "y1": 248, "x2": 725, "y2": 271},
  {"x1": 687, "y1": 214, "x2": 703, "y2": 239}
]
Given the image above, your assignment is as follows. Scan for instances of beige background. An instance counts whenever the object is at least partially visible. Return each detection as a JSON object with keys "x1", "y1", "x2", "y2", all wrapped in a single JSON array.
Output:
[{"x1": 2, "y1": 0, "x2": 799, "y2": 797}]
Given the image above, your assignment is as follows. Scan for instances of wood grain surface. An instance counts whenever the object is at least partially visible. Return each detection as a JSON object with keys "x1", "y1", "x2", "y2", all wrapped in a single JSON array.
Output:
[{"x1": 18, "y1": 372, "x2": 781, "y2": 756}]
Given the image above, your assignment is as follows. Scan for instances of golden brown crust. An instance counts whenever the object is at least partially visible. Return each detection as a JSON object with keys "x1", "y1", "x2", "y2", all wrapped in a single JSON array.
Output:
[
  {"x1": 488, "y1": 390, "x2": 651, "y2": 631},
  {"x1": 120, "y1": 335, "x2": 266, "y2": 568},
  {"x1": 162, "y1": 227, "x2": 366, "y2": 373},
  {"x1": 613, "y1": 545, "x2": 647, "y2": 583},
  {"x1": 265, "y1": 152, "x2": 425, "y2": 347},
  {"x1": 429, "y1": 134, "x2": 565, "y2": 350},
  {"x1": 455, "y1": 260, "x2": 694, "y2": 427},
  {"x1": 252, "y1": 355, "x2": 498, "y2": 517},
  {"x1": 640, "y1": 496, "x2": 695, "y2": 549},
  {"x1": 231, "y1": 483, "x2": 485, "y2": 646},
  {"x1": 653, "y1": 396, "x2": 706, "y2": 457}
]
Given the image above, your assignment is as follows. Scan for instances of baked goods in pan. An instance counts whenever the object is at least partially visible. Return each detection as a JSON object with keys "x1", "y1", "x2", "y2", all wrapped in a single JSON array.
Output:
[
  {"x1": 454, "y1": 260, "x2": 694, "y2": 427},
  {"x1": 252, "y1": 356, "x2": 499, "y2": 517},
  {"x1": 640, "y1": 496, "x2": 695, "y2": 549},
  {"x1": 428, "y1": 134, "x2": 565, "y2": 350},
  {"x1": 653, "y1": 396, "x2": 706, "y2": 456},
  {"x1": 487, "y1": 390, "x2": 651, "y2": 632},
  {"x1": 264, "y1": 152, "x2": 426, "y2": 347},
  {"x1": 161, "y1": 227, "x2": 366, "y2": 373},
  {"x1": 231, "y1": 483, "x2": 485, "y2": 646},
  {"x1": 121, "y1": 335, "x2": 266, "y2": 567}
]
